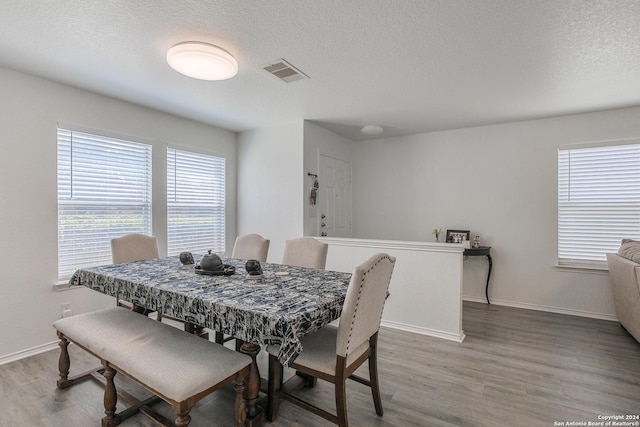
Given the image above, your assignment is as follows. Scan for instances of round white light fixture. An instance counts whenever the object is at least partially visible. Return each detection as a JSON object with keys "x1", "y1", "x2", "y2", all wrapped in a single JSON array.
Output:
[
  {"x1": 167, "y1": 42, "x2": 238, "y2": 81},
  {"x1": 361, "y1": 125, "x2": 383, "y2": 136}
]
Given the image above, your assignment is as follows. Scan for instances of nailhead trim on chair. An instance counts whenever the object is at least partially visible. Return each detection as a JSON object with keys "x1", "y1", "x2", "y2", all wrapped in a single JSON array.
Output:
[{"x1": 345, "y1": 255, "x2": 393, "y2": 354}]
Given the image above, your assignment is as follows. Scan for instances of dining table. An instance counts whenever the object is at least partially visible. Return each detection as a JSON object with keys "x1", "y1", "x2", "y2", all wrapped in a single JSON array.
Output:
[{"x1": 69, "y1": 255, "x2": 352, "y2": 426}]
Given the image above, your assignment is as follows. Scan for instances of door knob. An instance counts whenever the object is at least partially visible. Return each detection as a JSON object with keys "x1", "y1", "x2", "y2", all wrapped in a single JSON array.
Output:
[
  {"x1": 321, "y1": 222, "x2": 326, "y2": 227},
  {"x1": 321, "y1": 214, "x2": 326, "y2": 219},
  {"x1": 321, "y1": 232, "x2": 327, "y2": 236}
]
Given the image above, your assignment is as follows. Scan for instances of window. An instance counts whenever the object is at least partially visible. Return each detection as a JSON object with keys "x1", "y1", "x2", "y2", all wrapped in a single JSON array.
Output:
[
  {"x1": 167, "y1": 148, "x2": 225, "y2": 256},
  {"x1": 558, "y1": 139, "x2": 640, "y2": 269},
  {"x1": 57, "y1": 127, "x2": 152, "y2": 279}
]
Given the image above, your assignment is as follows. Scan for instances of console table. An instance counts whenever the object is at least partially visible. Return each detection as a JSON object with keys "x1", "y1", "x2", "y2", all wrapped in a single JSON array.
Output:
[{"x1": 464, "y1": 246, "x2": 492, "y2": 304}]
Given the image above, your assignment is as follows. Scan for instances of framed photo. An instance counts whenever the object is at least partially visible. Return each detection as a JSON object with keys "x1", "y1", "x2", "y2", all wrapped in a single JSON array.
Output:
[{"x1": 446, "y1": 229, "x2": 470, "y2": 243}]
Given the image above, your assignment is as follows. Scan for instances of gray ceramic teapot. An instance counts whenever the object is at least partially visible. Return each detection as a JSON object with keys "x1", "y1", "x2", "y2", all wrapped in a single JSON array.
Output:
[{"x1": 200, "y1": 250, "x2": 223, "y2": 271}]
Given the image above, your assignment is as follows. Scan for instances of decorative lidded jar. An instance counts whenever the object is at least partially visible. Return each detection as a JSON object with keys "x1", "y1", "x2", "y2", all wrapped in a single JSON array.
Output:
[{"x1": 200, "y1": 250, "x2": 223, "y2": 271}]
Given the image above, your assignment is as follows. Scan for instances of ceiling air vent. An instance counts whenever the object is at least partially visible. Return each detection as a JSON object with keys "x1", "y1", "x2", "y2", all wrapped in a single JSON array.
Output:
[{"x1": 264, "y1": 59, "x2": 309, "y2": 83}]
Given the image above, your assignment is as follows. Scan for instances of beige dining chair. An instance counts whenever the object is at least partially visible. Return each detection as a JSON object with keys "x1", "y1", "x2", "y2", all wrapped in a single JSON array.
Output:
[
  {"x1": 111, "y1": 233, "x2": 159, "y2": 265},
  {"x1": 231, "y1": 233, "x2": 270, "y2": 262},
  {"x1": 111, "y1": 233, "x2": 159, "y2": 313},
  {"x1": 266, "y1": 253, "x2": 396, "y2": 427},
  {"x1": 216, "y1": 233, "x2": 270, "y2": 346},
  {"x1": 110, "y1": 233, "x2": 208, "y2": 339},
  {"x1": 282, "y1": 236, "x2": 328, "y2": 269}
]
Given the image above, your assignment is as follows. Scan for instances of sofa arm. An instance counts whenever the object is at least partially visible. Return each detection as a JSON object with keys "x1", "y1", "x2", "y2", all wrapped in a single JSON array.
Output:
[
  {"x1": 607, "y1": 253, "x2": 640, "y2": 296},
  {"x1": 606, "y1": 253, "x2": 640, "y2": 343}
]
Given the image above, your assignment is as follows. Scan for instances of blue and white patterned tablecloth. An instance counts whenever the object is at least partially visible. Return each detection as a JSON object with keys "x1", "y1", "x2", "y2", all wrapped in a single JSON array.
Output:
[{"x1": 69, "y1": 256, "x2": 352, "y2": 366}]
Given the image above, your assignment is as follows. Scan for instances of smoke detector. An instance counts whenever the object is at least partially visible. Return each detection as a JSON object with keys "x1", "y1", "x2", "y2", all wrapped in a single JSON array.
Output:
[{"x1": 264, "y1": 59, "x2": 309, "y2": 83}]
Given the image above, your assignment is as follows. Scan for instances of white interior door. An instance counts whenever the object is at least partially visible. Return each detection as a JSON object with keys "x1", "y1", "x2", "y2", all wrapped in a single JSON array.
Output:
[{"x1": 319, "y1": 155, "x2": 352, "y2": 237}]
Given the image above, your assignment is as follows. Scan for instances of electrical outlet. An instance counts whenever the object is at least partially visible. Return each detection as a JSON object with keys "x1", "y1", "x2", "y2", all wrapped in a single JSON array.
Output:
[{"x1": 61, "y1": 302, "x2": 72, "y2": 318}]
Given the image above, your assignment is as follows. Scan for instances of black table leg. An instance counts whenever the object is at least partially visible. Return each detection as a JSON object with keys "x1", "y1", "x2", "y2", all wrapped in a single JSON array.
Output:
[
  {"x1": 464, "y1": 246, "x2": 492, "y2": 304},
  {"x1": 485, "y1": 254, "x2": 493, "y2": 304}
]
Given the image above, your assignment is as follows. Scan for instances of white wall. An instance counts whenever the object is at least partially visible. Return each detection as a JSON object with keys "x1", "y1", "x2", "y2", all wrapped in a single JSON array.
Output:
[
  {"x1": 237, "y1": 122, "x2": 304, "y2": 263},
  {"x1": 321, "y1": 237, "x2": 466, "y2": 342},
  {"x1": 302, "y1": 121, "x2": 354, "y2": 236},
  {"x1": 4, "y1": 63, "x2": 637, "y2": 360},
  {"x1": 0, "y1": 66, "x2": 237, "y2": 361},
  {"x1": 351, "y1": 106, "x2": 640, "y2": 319}
]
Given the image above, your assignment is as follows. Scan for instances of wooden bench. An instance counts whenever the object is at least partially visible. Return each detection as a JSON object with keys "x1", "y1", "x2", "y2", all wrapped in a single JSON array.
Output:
[{"x1": 53, "y1": 306, "x2": 251, "y2": 427}]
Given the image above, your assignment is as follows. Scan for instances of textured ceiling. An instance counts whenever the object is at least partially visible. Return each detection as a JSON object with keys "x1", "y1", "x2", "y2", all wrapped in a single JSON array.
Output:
[{"x1": 1, "y1": 0, "x2": 639, "y2": 141}]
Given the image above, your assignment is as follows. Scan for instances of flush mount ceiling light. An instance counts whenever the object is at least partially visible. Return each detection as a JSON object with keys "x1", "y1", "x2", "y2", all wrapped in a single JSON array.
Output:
[
  {"x1": 361, "y1": 125, "x2": 383, "y2": 136},
  {"x1": 167, "y1": 42, "x2": 238, "y2": 81}
]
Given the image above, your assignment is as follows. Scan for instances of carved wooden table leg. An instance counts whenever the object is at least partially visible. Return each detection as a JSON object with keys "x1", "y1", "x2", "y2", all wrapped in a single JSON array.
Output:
[
  {"x1": 267, "y1": 354, "x2": 283, "y2": 422},
  {"x1": 239, "y1": 341, "x2": 265, "y2": 427},
  {"x1": 234, "y1": 376, "x2": 247, "y2": 427}
]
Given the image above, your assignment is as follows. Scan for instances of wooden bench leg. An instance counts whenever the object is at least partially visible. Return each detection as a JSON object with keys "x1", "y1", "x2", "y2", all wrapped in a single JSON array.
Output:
[
  {"x1": 163, "y1": 399, "x2": 192, "y2": 427},
  {"x1": 57, "y1": 332, "x2": 103, "y2": 389},
  {"x1": 102, "y1": 364, "x2": 120, "y2": 427},
  {"x1": 57, "y1": 333, "x2": 71, "y2": 389},
  {"x1": 174, "y1": 411, "x2": 192, "y2": 427}
]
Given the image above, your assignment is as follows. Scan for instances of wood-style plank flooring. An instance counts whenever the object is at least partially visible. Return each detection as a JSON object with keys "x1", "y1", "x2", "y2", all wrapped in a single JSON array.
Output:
[{"x1": 1, "y1": 302, "x2": 639, "y2": 426}]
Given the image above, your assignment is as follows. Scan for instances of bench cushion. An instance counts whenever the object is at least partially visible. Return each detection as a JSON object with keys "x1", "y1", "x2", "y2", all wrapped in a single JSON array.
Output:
[{"x1": 53, "y1": 307, "x2": 251, "y2": 402}]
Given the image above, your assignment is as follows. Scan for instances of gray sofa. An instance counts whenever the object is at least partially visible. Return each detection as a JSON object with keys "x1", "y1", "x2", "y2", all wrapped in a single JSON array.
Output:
[{"x1": 607, "y1": 240, "x2": 640, "y2": 343}]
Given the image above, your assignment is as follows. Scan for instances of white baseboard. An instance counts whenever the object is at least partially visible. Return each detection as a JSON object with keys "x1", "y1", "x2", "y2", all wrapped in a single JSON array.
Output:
[
  {"x1": 0, "y1": 341, "x2": 58, "y2": 366},
  {"x1": 381, "y1": 319, "x2": 465, "y2": 343},
  {"x1": 463, "y1": 295, "x2": 619, "y2": 322}
]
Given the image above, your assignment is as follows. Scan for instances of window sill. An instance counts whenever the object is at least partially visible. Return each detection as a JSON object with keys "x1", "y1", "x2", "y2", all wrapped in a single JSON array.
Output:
[
  {"x1": 53, "y1": 281, "x2": 82, "y2": 292},
  {"x1": 554, "y1": 263, "x2": 609, "y2": 274}
]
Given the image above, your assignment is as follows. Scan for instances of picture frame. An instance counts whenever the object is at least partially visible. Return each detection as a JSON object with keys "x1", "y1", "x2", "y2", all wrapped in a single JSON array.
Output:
[{"x1": 446, "y1": 229, "x2": 470, "y2": 243}]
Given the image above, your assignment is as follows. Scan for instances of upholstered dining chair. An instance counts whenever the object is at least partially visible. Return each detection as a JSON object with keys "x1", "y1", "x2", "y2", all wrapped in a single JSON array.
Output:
[
  {"x1": 110, "y1": 233, "x2": 159, "y2": 265},
  {"x1": 282, "y1": 236, "x2": 328, "y2": 269},
  {"x1": 110, "y1": 233, "x2": 208, "y2": 339},
  {"x1": 111, "y1": 233, "x2": 159, "y2": 313},
  {"x1": 216, "y1": 233, "x2": 270, "y2": 346},
  {"x1": 231, "y1": 233, "x2": 270, "y2": 262},
  {"x1": 266, "y1": 253, "x2": 396, "y2": 427}
]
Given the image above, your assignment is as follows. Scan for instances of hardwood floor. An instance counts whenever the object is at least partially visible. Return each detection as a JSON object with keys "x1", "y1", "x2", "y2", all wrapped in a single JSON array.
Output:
[{"x1": 1, "y1": 302, "x2": 639, "y2": 426}]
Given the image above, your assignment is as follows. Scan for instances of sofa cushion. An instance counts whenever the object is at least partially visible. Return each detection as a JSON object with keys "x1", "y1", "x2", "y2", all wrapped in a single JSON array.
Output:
[
  {"x1": 618, "y1": 239, "x2": 640, "y2": 264},
  {"x1": 617, "y1": 239, "x2": 640, "y2": 264}
]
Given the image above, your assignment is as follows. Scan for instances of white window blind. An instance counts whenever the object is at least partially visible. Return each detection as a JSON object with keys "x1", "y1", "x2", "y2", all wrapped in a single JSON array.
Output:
[
  {"x1": 558, "y1": 140, "x2": 640, "y2": 268},
  {"x1": 57, "y1": 128, "x2": 152, "y2": 279},
  {"x1": 167, "y1": 148, "x2": 225, "y2": 256}
]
